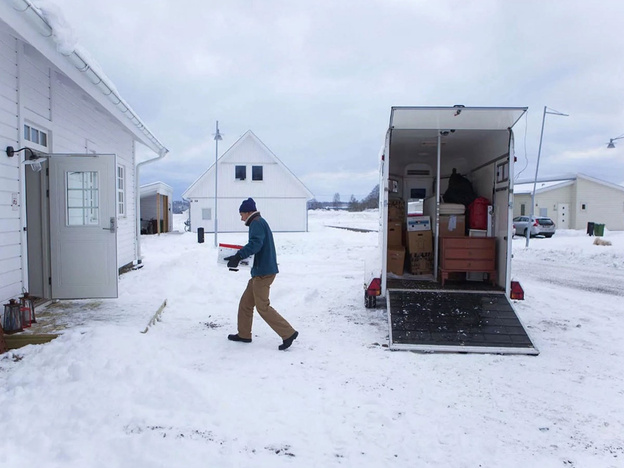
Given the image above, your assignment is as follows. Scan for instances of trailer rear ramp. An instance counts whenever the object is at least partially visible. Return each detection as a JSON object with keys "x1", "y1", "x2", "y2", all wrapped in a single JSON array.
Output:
[{"x1": 387, "y1": 289, "x2": 539, "y2": 355}]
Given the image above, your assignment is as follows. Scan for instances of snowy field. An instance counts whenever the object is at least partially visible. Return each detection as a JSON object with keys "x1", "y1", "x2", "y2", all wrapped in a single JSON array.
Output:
[{"x1": 1, "y1": 210, "x2": 623, "y2": 468}]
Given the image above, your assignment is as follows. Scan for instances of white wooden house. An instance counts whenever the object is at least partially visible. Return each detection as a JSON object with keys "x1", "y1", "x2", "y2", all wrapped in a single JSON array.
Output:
[
  {"x1": 0, "y1": 1, "x2": 167, "y2": 304},
  {"x1": 514, "y1": 174, "x2": 624, "y2": 231},
  {"x1": 140, "y1": 182, "x2": 173, "y2": 234},
  {"x1": 183, "y1": 130, "x2": 314, "y2": 233}
]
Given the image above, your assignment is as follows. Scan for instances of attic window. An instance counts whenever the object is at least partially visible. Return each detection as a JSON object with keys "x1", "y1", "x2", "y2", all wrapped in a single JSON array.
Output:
[
  {"x1": 235, "y1": 165, "x2": 246, "y2": 180},
  {"x1": 252, "y1": 165, "x2": 263, "y2": 181},
  {"x1": 24, "y1": 124, "x2": 48, "y2": 147}
]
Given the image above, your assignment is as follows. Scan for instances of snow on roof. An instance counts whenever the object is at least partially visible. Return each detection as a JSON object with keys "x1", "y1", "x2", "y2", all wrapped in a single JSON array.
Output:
[{"x1": 514, "y1": 180, "x2": 573, "y2": 195}]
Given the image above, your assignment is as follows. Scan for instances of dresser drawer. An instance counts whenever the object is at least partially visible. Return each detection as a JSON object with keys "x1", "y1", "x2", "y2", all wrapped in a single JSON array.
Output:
[
  {"x1": 441, "y1": 237, "x2": 495, "y2": 250},
  {"x1": 443, "y1": 259, "x2": 495, "y2": 271},
  {"x1": 443, "y1": 248, "x2": 494, "y2": 260}
]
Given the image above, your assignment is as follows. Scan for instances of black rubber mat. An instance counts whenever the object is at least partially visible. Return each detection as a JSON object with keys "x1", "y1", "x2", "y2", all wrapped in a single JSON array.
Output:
[{"x1": 388, "y1": 290, "x2": 538, "y2": 354}]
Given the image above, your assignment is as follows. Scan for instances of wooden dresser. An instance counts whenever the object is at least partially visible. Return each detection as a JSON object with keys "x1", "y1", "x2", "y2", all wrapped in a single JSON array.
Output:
[{"x1": 439, "y1": 237, "x2": 496, "y2": 286}]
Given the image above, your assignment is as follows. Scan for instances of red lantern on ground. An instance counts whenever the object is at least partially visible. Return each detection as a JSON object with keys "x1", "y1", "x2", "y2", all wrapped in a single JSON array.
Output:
[
  {"x1": 20, "y1": 292, "x2": 35, "y2": 327},
  {"x1": 3, "y1": 299, "x2": 23, "y2": 334}
]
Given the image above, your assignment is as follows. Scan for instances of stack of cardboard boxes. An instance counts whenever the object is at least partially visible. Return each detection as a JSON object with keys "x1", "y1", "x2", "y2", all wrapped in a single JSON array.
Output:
[
  {"x1": 407, "y1": 215, "x2": 433, "y2": 275},
  {"x1": 386, "y1": 199, "x2": 405, "y2": 275},
  {"x1": 438, "y1": 203, "x2": 466, "y2": 237}
]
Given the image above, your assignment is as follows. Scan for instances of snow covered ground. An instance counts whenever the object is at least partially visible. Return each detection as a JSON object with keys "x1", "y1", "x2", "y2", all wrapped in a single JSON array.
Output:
[{"x1": 1, "y1": 210, "x2": 623, "y2": 467}]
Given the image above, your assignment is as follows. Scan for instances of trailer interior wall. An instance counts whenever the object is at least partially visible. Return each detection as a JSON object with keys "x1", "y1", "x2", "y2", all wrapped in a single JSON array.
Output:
[{"x1": 386, "y1": 129, "x2": 513, "y2": 289}]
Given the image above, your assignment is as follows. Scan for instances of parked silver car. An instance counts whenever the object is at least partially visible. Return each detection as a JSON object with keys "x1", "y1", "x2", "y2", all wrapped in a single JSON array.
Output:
[{"x1": 513, "y1": 216, "x2": 556, "y2": 238}]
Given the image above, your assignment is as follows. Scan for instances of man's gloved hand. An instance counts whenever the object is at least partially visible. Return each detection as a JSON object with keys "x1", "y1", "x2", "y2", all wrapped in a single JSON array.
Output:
[{"x1": 224, "y1": 253, "x2": 241, "y2": 268}]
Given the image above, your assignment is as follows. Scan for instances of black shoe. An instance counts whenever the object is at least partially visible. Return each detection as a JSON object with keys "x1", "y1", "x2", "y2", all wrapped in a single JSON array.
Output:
[
  {"x1": 228, "y1": 334, "x2": 251, "y2": 343},
  {"x1": 278, "y1": 331, "x2": 298, "y2": 350}
]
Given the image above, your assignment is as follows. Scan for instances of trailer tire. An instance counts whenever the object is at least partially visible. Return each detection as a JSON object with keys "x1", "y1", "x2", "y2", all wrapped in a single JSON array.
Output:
[{"x1": 365, "y1": 293, "x2": 376, "y2": 309}]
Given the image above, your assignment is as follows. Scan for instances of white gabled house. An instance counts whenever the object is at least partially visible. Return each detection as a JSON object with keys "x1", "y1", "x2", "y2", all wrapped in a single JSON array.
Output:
[
  {"x1": 183, "y1": 130, "x2": 314, "y2": 233},
  {"x1": 514, "y1": 174, "x2": 624, "y2": 231},
  {"x1": 0, "y1": 1, "x2": 168, "y2": 304}
]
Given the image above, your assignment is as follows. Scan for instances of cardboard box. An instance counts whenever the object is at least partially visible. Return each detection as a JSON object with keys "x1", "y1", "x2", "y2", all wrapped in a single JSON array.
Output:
[
  {"x1": 409, "y1": 252, "x2": 433, "y2": 275},
  {"x1": 388, "y1": 199, "x2": 405, "y2": 221},
  {"x1": 439, "y1": 214, "x2": 465, "y2": 237},
  {"x1": 407, "y1": 215, "x2": 431, "y2": 232},
  {"x1": 387, "y1": 222, "x2": 403, "y2": 246},
  {"x1": 217, "y1": 243, "x2": 252, "y2": 268},
  {"x1": 407, "y1": 230, "x2": 432, "y2": 255},
  {"x1": 387, "y1": 247, "x2": 406, "y2": 276}
]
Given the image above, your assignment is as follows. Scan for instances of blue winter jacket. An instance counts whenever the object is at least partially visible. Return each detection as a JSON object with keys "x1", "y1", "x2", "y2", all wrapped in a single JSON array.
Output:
[{"x1": 238, "y1": 212, "x2": 279, "y2": 277}]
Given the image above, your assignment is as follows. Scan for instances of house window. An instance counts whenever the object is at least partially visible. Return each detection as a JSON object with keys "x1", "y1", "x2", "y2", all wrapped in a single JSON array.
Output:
[
  {"x1": 581, "y1": 203, "x2": 587, "y2": 211},
  {"x1": 117, "y1": 165, "x2": 126, "y2": 217},
  {"x1": 252, "y1": 165, "x2": 263, "y2": 181},
  {"x1": 24, "y1": 124, "x2": 48, "y2": 147},
  {"x1": 202, "y1": 208, "x2": 212, "y2": 220},
  {"x1": 235, "y1": 165, "x2": 246, "y2": 180},
  {"x1": 66, "y1": 171, "x2": 99, "y2": 226},
  {"x1": 520, "y1": 204, "x2": 525, "y2": 216}
]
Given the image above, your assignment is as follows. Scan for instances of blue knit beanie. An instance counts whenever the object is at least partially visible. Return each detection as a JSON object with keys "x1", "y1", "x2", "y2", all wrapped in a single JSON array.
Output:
[{"x1": 239, "y1": 197, "x2": 256, "y2": 213}]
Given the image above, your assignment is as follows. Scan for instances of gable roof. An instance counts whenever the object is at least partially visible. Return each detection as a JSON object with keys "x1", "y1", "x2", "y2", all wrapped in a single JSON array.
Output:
[{"x1": 183, "y1": 130, "x2": 313, "y2": 199}]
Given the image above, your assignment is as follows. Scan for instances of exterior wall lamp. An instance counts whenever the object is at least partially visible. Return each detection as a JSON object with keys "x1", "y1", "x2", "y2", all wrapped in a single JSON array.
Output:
[
  {"x1": 607, "y1": 135, "x2": 624, "y2": 148},
  {"x1": 6, "y1": 145, "x2": 38, "y2": 158},
  {"x1": 6, "y1": 146, "x2": 48, "y2": 171}
]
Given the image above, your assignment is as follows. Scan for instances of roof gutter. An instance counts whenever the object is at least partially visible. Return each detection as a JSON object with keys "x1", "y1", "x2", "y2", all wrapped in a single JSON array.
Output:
[{"x1": 11, "y1": 0, "x2": 168, "y2": 156}]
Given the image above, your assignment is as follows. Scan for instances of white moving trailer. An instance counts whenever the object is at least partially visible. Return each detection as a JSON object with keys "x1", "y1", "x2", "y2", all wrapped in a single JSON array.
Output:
[{"x1": 366, "y1": 106, "x2": 537, "y2": 354}]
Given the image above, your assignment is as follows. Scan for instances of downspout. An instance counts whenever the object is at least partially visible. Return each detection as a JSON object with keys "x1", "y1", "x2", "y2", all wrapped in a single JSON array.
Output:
[{"x1": 135, "y1": 148, "x2": 169, "y2": 264}]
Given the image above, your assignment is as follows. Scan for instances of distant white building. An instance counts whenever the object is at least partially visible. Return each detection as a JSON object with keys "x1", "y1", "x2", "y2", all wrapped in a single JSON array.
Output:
[
  {"x1": 514, "y1": 174, "x2": 624, "y2": 231},
  {"x1": 140, "y1": 182, "x2": 173, "y2": 234},
  {"x1": 0, "y1": 2, "x2": 167, "y2": 303},
  {"x1": 183, "y1": 130, "x2": 314, "y2": 233}
]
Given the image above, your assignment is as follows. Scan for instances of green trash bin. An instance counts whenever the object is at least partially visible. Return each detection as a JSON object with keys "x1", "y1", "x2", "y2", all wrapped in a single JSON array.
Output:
[{"x1": 594, "y1": 223, "x2": 605, "y2": 236}]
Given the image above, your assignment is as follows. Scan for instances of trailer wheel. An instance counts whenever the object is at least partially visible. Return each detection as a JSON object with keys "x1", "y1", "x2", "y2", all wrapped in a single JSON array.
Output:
[{"x1": 365, "y1": 293, "x2": 376, "y2": 309}]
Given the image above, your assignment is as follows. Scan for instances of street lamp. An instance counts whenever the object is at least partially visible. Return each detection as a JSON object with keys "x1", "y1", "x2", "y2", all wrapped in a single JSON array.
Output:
[
  {"x1": 214, "y1": 121, "x2": 223, "y2": 247},
  {"x1": 607, "y1": 135, "x2": 624, "y2": 148},
  {"x1": 526, "y1": 106, "x2": 568, "y2": 247}
]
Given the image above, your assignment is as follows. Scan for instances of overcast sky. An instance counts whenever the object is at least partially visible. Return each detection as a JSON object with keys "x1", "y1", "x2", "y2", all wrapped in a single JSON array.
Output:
[{"x1": 41, "y1": 0, "x2": 624, "y2": 201}]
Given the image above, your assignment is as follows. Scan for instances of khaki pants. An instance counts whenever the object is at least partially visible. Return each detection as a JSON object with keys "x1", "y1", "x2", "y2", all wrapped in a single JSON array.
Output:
[{"x1": 237, "y1": 274, "x2": 295, "y2": 340}]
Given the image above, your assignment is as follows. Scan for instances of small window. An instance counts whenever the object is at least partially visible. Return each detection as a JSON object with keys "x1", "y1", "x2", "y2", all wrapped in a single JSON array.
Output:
[
  {"x1": 520, "y1": 204, "x2": 526, "y2": 216},
  {"x1": 202, "y1": 208, "x2": 212, "y2": 220},
  {"x1": 252, "y1": 165, "x2": 263, "y2": 181},
  {"x1": 235, "y1": 166, "x2": 246, "y2": 180},
  {"x1": 581, "y1": 203, "x2": 587, "y2": 211},
  {"x1": 66, "y1": 171, "x2": 99, "y2": 226},
  {"x1": 24, "y1": 124, "x2": 49, "y2": 147},
  {"x1": 117, "y1": 165, "x2": 126, "y2": 217}
]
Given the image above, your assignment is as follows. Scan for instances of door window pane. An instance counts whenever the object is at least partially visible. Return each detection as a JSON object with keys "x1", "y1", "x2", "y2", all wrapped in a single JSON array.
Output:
[{"x1": 66, "y1": 171, "x2": 99, "y2": 226}]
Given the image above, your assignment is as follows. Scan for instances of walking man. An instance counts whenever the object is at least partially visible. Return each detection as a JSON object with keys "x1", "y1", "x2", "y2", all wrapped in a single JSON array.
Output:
[{"x1": 224, "y1": 198, "x2": 299, "y2": 350}]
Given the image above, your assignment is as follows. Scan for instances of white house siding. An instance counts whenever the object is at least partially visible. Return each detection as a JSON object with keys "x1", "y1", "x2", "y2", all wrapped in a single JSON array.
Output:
[
  {"x1": 575, "y1": 177, "x2": 624, "y2": 231},
  {"x1": 0, "y1": 28, "x2": 21, "y2": 303},
  {"x1": 19, "y1": 41, "x2": 138, "y2": 270},
  {"x1": 1, "y1": 19, "x2": 142, "y2": 304},
  {"x1": 192, "y1": 197, "x2": 307, "y2": 233},
  {"x1": 50, "y1": 68, "x2": 137, "y2": 268},
  {"x1": 535, "y1": 185, "x2": 573, "y2": 221},
  {"x1": 513, "y1": 177, "x2": 624, "y2": 231}
]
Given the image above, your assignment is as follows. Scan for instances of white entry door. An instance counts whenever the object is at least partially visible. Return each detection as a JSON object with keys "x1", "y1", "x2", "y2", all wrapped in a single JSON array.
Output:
[
  {"x1": 49, "y1": 155, "x2": 118, "y2": 299},
  {"x1": 557, "y1": 203, "x2": 569, "y2": 229}
]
